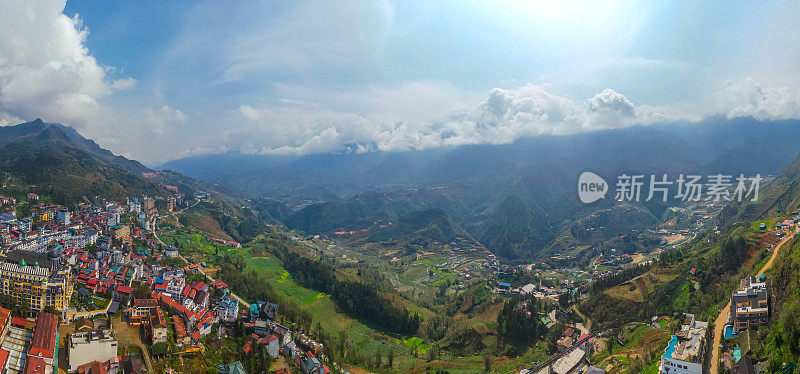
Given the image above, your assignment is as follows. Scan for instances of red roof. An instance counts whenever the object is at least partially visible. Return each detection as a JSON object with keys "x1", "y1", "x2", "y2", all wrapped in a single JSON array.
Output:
[
  {"x1": 260, "y1": 335, "x2": 278, "y2": 345},
  {"x1": 115, "y1": 285, "x2": 134, "y2": 294},
  {"x1": 133, "y1": 298, "x2": 159, "y2": 309},
  {"x1": 25, "y1": 356, "x2": 48, "y2": 374},
  {"x1": 243, "y1": 341, "x2": 252, "y2": 354},
  {"x1": 28, "y1": 312, "x2": 58, "y2": 362},
  {"x1": 212, "y1": 280, "x2": 228, "y2": 289},
  {"x1": 173, "y1": 316, "x2": 187, "y2": 338},
  {"x1": 11, "y1": 317, "x2": 26, "y2": 327},
  {"x1": 192, "y1": 330, "x2": 201, "y2": 341},
  {"x1": 29, "y1": 312, "x2": 57, "y2": 359},
  {"x1": 0, "y1": 307, "x2": 10, "y2": 330},
  {"x1": 0, "y1": 349, "x2": 8, "y2": 369},
  {"x1": 77, "y1": 361, "x2": 107, "y2": 374}
]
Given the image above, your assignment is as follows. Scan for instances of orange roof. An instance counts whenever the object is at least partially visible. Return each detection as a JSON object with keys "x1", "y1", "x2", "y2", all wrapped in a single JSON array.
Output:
[
  {"x1": 0, "y1": 306, "x2": 11, "y2": 330},
  {"x1": 173, "y1": 316, "x2": 187, "y2": 338},
  {"x1": 0, "y1": 349, "x2": 8, "y2": 369},
  {"x1": 150, "y1": 307, "x2": 167, "y2": 328}
]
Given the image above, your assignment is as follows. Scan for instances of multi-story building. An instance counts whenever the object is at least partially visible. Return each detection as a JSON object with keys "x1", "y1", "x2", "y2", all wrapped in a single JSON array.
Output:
[
  {"x1": 56, "y1": 210, "x2": 71, "y2": 225},
  {"x1": 660, "y1": 314, "x2": 708, "y2": 374},
  {"x1": 146, "y1": 307, "x2": 169, "y2": 345},
  {"x1": 68, "y1": 330, "x2": 119, "y2": 372},
  {"x1": 130, "y1": 298, "x2": 159, "y2": 326},
  {"x1": 0, "y1": 260, "x2": 73, "y2": 313},
  {"x1": 142, "y1": 197, "x2": 157, "y2": 218},
  {"x1": 216, "y1": 296, "x2": 239, "y2": 322},
  {"x1": 730, "y1": 274, "x2": 768, "y2": 333},
  {"x1": 164, "y1": 276, "x2": 185, "y2": 300}
]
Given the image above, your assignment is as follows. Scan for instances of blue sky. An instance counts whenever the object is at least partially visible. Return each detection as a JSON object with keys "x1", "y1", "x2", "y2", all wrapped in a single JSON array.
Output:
[{"x1": 1, "y1": 0, "x2": 800, "y2": 164}]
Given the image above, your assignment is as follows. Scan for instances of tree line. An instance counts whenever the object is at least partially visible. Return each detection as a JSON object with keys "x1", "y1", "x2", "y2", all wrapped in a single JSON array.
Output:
[
  {"x1": 589, "y1": 263, "x2": 652, "y2": 294},
  {"x1": 496, "y1": 296, "x2": 548, "y2": 350},
  {"x1": 278, "y1": 249, "x2": 421, "y2": 335}
]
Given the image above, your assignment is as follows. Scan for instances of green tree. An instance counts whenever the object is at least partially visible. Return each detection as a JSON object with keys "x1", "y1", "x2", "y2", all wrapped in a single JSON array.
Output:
[
  {"x1": 151, "y1": 342, "x2": 169, "y2": 357},
  {"x1": 133, "y1": 282, "x2": 151, "y2": 300}
]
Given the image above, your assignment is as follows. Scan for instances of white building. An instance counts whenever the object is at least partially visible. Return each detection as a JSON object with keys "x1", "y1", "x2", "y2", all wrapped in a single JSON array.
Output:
[
  {"x1": 57, "y1": 210, "x2": 71, "y2": 225},
  {"x1": 68, "y1": 330, "x2": 118, "y2": 373},
  {"x1": 660, "y1": 314, "x2": 708, "y2": 374}
]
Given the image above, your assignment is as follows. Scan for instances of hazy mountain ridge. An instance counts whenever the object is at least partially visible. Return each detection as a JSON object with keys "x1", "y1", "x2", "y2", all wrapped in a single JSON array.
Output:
[{"x1": 164, "y1": 117, "x2": 800, "y2": 259}]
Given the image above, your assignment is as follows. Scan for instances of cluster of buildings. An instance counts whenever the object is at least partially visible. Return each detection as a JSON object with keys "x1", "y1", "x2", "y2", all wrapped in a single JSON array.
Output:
[
  {"x1": 125, "y1": 264, "x2": 231, "y2": 348},
  {"x1": 64, "y1": 316, "x2": 147, "y2": 374},
  {"x1": 0, "y1": 308, "x2": 59, "y2": 374},
  {"x1": 243, "y1": 300, "x2": 330, "y2": 374}
]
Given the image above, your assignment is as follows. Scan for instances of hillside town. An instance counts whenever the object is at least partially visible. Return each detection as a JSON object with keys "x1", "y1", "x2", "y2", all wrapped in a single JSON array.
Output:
[{"x1": 0, "y1": 184, "x2": 331, "y2": 374}]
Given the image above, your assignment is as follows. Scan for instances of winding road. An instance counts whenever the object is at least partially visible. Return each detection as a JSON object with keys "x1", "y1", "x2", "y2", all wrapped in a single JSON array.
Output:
[
  {"x1": 151, "y1": 199, "x2": 251, "y2": 309},
  {"x1": 709, "y1": 227, "x2": 797, "y2": 374}
]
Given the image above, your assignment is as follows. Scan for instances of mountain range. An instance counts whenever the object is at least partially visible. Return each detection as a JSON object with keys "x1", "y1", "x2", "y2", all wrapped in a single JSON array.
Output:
[{"x1": 160, "y1": 117, "x2": 800, "y2": 260}]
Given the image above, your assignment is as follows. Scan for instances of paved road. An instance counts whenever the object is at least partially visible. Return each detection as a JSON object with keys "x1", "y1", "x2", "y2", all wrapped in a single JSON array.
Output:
[{"x1": 709, "y1": 228, "x2": 796, "y2": 374}]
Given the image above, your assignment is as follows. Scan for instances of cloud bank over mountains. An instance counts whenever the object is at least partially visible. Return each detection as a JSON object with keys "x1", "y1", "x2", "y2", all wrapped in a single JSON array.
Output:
[{"x1": 1, "y1": 1, "x2": 800, "y2": 164}]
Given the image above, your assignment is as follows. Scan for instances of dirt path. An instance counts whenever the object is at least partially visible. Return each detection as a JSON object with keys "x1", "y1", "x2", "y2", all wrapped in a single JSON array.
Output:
[
  {"x1": 709, "y1": 228, "x2": 796, "y2": 374},
  {"x1": 112, "y1": 315, "x2": 155, "y2": 373},
  {"x1": 572, "y1": 304, "x2": 591, "y2": 333}
]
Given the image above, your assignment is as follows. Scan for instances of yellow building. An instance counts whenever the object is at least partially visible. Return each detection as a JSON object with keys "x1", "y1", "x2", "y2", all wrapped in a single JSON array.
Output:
[{"x1": 0, "y1": 261, "x2": 72, "y2": 313}]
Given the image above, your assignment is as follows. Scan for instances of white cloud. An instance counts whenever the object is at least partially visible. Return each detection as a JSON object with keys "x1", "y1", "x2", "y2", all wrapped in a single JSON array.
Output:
[
  {"x1": 3, "y1": 1, "x2": 800, "y2": 166},
  {"x1": 0, "y1": 112, "x2": 22, "y2": 127},
  {"x1": 143, "y1": 105, "x2": 188, "y2": 136},
  {"x1": 0, "y1": 1, "x2": 120, "y2": 125},
  {"x1": 227, "y1": 84, "x2": 702, "y2": 156},
  {"x1": 238, "y1": 105, "x2": 260, "y2": 121},
  {"x1": 111, "y1": 77, "x2": 137, "y2": 91},
  {"x1": 586, "y1": 88, "x2": 635, "y2": 117},
  {"x1": 718, "y1": 79, "x2": 800, "y2": 121}
]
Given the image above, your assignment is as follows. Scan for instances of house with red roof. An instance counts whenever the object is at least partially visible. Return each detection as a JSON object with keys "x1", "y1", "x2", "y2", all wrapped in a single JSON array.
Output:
[
  {"x1": 0, "y1": 306, "x2": 11, "y2": 338},
  {"x1": 262, "y1": 335, "x2": 280, "y2": 358},
  {"x1": 130, "y1": 299, "x2": 159, "y2": 326},
  {"x1": 25, "y1": 356, "x2": 49, "y2": 374},
  {"x1": 28, "y1": 312, "x2": 57, "y2": 366}
]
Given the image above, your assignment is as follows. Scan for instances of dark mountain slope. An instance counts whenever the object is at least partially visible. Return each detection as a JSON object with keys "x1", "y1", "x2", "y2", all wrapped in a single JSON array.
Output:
[
  {"x1": 347, "y1": 208, "x2": 467, "y2": 247},
  {"x1": 0, "y1": 118, "x2": 150, "y2": 174},
  {"x1": 0, "y1": 119, "x2": 271, "y2": 243},
  {"x1": 0, "y1": 141, "x2": 163, "y2": 205}
]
